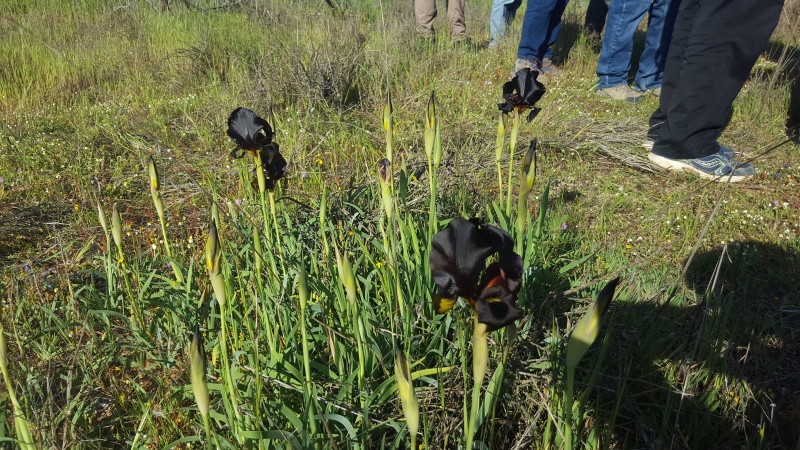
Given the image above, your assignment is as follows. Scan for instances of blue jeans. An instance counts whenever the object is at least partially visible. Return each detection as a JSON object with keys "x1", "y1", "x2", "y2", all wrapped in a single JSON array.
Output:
[
  {"x1": 489, "y1": 0, "x2": 522, "y2": 47},
  {"x1": 516, "y1": 0, "x2": 569, "y2": 61},
  {"x1": 596, "y1": 0, "x2": 680, "y2": 91}
]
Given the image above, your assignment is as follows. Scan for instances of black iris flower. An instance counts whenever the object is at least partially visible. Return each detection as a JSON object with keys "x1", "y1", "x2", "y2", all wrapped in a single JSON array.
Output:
[
  {"x1": 256, "y1": 142, "x2": 287, "y2": 190},
  {"x1": 429, "y1": 218, "x2": 524, "y2": 332},
  {"x1": 227, "y1": 107, "x2": 286, "y2": 190},
  {"x1": 227, "y1": 107, "x2": 272, "y2": 157},
  {"x1": 498, "y1": 68, "x2": 546, "y2": 123}
]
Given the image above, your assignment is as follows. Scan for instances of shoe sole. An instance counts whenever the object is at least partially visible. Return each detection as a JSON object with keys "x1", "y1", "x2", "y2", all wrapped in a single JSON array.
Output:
[
  {"x1": 597, "y1": 91, "x2": 642, "y2": 103},
  {"x1": 647, "y1": 152, "x2": 750, "y2": 183}
]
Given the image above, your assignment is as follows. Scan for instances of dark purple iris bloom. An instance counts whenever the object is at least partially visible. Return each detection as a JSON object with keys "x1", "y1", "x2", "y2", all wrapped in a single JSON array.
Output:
[
  {"x1": 227, "y1": 107, "x2": 286, "y2": 190},
  {"x1": 429, "y1": 218, "x2": 524, "y2": 332},
  {"x1": 498, "y1": 68, "x2": 546, "y2": 123}
]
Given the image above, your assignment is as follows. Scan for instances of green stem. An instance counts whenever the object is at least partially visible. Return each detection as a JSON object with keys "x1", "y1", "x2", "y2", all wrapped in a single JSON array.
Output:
[
  {"x1": 495, "y1": 113, "x2": 507, "y2": 205},
  {"x1": 565, "y1": 366, "x2": 575, "y2": 450},
  {"x1": 253, "y1": 153, "x2": 275, "y2": 251},
  {"x1": 488, "y1": 327, "x2": 514, "y2": 443},
  {"x1": 157, "y1": 208, "x2": 184, "y2": 284},
  {"x1": 505, "y1": 112, "x2": 522, "y2": 218},
  {"x1": 269, "y1": 190, "x2": 281, "y2": 247},
  {"x1": 298, "y1": 264, "x2": 319, "y2": 447},
  {"x1": 115, "y1": 247, "x2": 140, "y2": 330},
  {"x1": 104, "y1": 232, "x2": 113, "y2": 304},
  {"x1": 0, "y1": 361, "x2": 35, "y2": 449},
  {"x1": 466, "y1": 316, "x2": 488, "y2": 450},
  {"x1": 427, "y1": 161, "x2": 437, "y2": 287},
  {"x1": 218, "y1": 299, "x2": 242, "y2": 442},
  {"x1": 202, "y1": 413, "x2": 213, "y2": 450}
]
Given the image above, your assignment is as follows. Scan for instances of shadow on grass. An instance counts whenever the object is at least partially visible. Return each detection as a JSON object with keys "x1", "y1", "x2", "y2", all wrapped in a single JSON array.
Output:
[
  {"x1": 602, "y1": 241, "x2": 800, "y2": 448},
  {"x1": 0, "y1": 203, "x2": 67, "y2": 268}
]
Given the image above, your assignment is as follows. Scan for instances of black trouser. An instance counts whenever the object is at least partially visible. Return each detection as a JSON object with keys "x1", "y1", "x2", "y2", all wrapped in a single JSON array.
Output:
[
  {"x1": 649, "y1": 0, "x2": 784, "y2": 159},
  {"x1": 584, "y1": 0, "x2": 609, "y2": 36}
]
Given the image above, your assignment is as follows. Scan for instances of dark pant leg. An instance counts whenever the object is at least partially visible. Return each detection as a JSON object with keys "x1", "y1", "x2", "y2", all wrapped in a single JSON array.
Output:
[
  {"x1": 508, "y1": 0, "x2": 523, "y2": 21},
  {"x1": 648, "y1": 0, "x2": 696, "y2": 140},
  {"x1": 650, "y1": 0, "x2": 785, "y2": 159},
  {"x1": 517, "y1": 0, "x2": 568, "y2": 61},
  {"x1": 584, "y1": 0, "x2": 609, "y2": 35},
  {"x1": 544, "y1": 0, "x2": 570, "y2": 60}
]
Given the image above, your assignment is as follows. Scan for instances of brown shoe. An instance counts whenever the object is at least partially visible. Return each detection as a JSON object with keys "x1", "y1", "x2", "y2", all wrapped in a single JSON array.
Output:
[
  {"x1": 597, "y1": 85, "x2": 643, "y2": 103},
  {"x1": 541, "y1": 58, "x2": 564, "y2": 78}
]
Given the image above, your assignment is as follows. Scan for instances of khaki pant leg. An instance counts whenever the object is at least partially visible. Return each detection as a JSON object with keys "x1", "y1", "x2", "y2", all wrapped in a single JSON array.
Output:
[
  {"x1": 447, "y1": 0, "x2": 466, "y2": 40},
  {"x1": 415, "y1": 0, "x2": 437, "y2": 36}
]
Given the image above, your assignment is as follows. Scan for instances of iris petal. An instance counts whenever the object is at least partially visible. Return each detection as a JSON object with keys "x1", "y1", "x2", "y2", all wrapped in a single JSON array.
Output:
[
  {"x1": 498, "y1": 68, "x2": 547, "y2": 114},
  {"x1": 430, "y1": 218, "x2": 498, "y2": 301},
  {"x1": 227, "y1": 107, "x2": 272, "y2": 154},
  {"x1": 433, "y1": 296, "x2": 457, "y2": 314},
  {"x1": 476, "y1": 293, "x2": 523, "y2": 332},
  {"x1": 430, "y1": 218, "x2": 524, "y2": 330},
  {"x1": 476, "y1": 263, "x2": 524, "y2": 331},
  {"x1": 260, "y1": 142, "x2": 287, "y2": 182}
]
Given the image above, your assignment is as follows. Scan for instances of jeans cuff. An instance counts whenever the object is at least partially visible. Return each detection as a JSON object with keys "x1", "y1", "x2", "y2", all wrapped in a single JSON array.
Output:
[
  {"x1": 636, "y1": 84, "x2": 661, "y2": 92},
  {"x1": 596, "y1": 81, "x2": 628, "y2": 90}
]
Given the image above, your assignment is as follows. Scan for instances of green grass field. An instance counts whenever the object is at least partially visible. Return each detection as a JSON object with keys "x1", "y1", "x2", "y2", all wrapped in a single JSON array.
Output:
[{"x1": 1, "y1": 0, "x2": 799, "y2": 448}]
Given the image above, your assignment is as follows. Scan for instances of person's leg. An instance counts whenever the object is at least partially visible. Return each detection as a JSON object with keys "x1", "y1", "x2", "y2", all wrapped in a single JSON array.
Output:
[
  {"x1": 648, "y1": 0, "x2": 695, "y2": 140},
  {"x1": 490, "y1": 0, "x2": 513, "y2": 46},
  {"x1": 415, "y1": 0, "x2": 437, "y2": 36},
  {"x1": 584, "y1": 0, "x2": 609, "y2": 36},
  {"x1": 650, "y1": 0, "x2": 784, "y2": 160},
  {"x1": 446, "y1": 0, "x2": 467, "y2": 41},
  {"x1": 517, "y1": 0, "x2": 561, "y2": 62},
  {"x1": 634, "y1": 0, "x2": 681, "y2": 92},
  {"x1": 595, "y1": 0, "x2": 650, "y2": 90},
  {"x1": 490, "y1": 0, "x2": 522, "y2": 47},
  {"x1": 541, "y1": 0, "x2": 569, "y2": 61},
  {"x1": 507, "y1": 0, "x2": 523, "y2": 21}
]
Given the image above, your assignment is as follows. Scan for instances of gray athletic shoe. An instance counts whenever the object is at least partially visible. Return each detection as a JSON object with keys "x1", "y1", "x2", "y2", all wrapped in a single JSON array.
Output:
[
  {"x1": 647, "y1": 147, "x2": 755, "y2": 182},
  {"x1": 515, "y1": 58, "x2": 542, "y2": 73},
  {"x1": 598, "y1": 85, "x2": 643, "y2": 103}
]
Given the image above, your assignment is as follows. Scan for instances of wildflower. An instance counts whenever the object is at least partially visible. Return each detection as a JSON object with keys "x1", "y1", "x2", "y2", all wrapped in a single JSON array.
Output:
[
  {"x1": 227, "y1": 107, "x2": 286, "y2": 190},
  {"x1": 253, "y1": 142, "x2": 287, "y2": 190},
  {"x1": 227, "y1": 107, "x2": 273, "y2": 158},
  {"x1": 429, "y1": 218, "x2": 523, "y2": 331},
  {"x1": 498, "y1": 68, "x2": 546, "y2": 122},
  {"x1": 561, "y1": 222, "x2": 568, "y2": 231}
]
